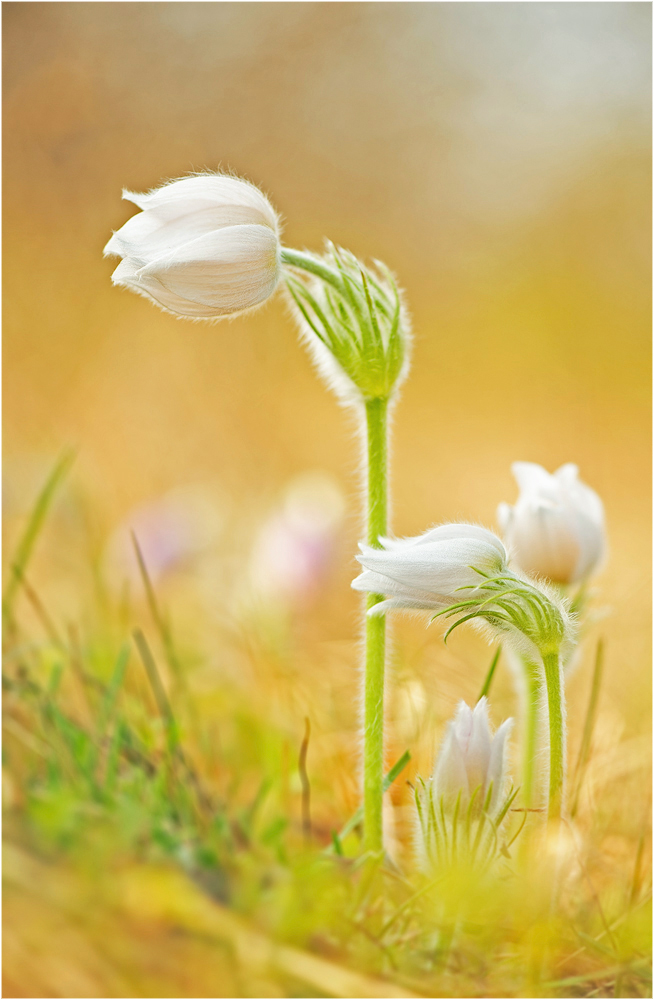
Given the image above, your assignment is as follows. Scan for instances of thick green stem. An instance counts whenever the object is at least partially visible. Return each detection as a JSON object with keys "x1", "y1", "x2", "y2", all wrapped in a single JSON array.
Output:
[
  {"x1": 541, "y1": 648, "x2": 566, "y2": 819},
  {"x1": 362, "y1": 396, "x2": 388, "y2": 854},
  {"x1": 522, "y1": 658, "x2": 543, "y2": 810}
]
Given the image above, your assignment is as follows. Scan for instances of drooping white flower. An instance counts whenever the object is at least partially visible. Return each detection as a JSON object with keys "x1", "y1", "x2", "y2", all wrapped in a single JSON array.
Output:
[
  {"x1": 352, "y1": 522, "x2": 574, "y2": 659},
  {"x1": 104, "y1": 174, "x2": 281, "y2": 318},
  {"x1": 432, "y1": 698, "x2": 513, "y2": 815},
  {"x1": 498, "y1": 462, "x2": 605, "y2": 585},
  {"x1": 351, "y1": 524, "x2": 508, "y2": 614}
]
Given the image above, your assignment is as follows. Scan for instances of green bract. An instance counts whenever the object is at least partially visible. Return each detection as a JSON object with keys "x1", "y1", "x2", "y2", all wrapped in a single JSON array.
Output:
[{"x1": 281, "y1": 244, "x2": 410, "y2": 403}]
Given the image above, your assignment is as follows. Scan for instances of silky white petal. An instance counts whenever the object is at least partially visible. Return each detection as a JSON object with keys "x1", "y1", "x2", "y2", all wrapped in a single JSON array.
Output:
[
  {"x1": 111, "y1": 256, "x2": 233, "y2": 318},
  {"x1": 496, "y1": 502, "x2": 513, "y2": 534},
  {"x1": 105, "y1": 202, "x2": 276, "y2": 262},
  {"x1": 433, "y1": 727, "x2": 470, "y2": 806},
  {"x1": 367, "y1": 596, "x2": 443, "y2": 615},
  {"x1": 351, "y1": 569, "x2": 438, "y2": 601},
  {"x1": 512, "y1": 462, "x2": 556, "y2": 497},
  {"x1": 137, "y1": 225, "x2": 280, "y2": 315},
  {"x1": 123, "y1": 175, "x2": 279, "y2": 232},
  {"x1": 356, "y1": 537, "x2": 504, "y2": 593},
  {"x1": 379, "y1": 524, "x2": 506, "y2": 559},
  {"x1": 486, "y1": 717, "x2": 513, "y2": 813},
  {"x1": 466, "y1": 699, "x2": 493, "y2": 801}
]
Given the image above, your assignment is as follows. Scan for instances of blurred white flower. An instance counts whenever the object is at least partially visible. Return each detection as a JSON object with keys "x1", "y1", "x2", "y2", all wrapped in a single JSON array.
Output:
[
  {"x1": 498, "y1": 462, "x2": 606, "y2": 585},
  {"x1": 432, "y1": 697, "x2": 513, "y2": 815},
  {"x1": 104, "y1": 173, "x2": 281, "y2": 318},
  {"x1": 249, "y1": 471, "x2": 345, "y2": 607},
  {"x1": 352, "y1": 524, "x2": 507, "y2": 614}
]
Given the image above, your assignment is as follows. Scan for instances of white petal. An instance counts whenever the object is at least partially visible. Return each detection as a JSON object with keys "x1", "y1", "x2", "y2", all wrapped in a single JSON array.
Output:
[
  {"x1": 111, "y1": 256, "x2": 230, "y2": 318},
  {"x1": 380, "y1": 524, "x2": 506, "y2": 559},
  {"x1": 138, "y1": 225, "x2": 280, "y2": 315},
  {"x1": 496, "y1": 502, "x2": 513, "y2": 534},
  {"x1": 105, "y1": 202, "x2": 276, "y2": 262},
  {"x1": 433, "y1": 727, "x2": 470, "y2": 806},
  {"x1": 512, "y1": 462, "x2": 556, "y2": 497},
  {"x1": 465, "y1": 700, "x2": 493, "y2": 801},
  {"x1": 486, "y1": 718, "x2": 513, "y2": 813},
  {"x1": 367, "y1": 596, "x2": 443, "y2": 615},
  {"x1": 507, "y1": 504, "x2": 581, "y2": 583},
  {"x1": 356, "y1": 537, "x2": 504, "y2": 593},
  {"x1": 123, "y1": 175, "x2": 279, "y2": 232}
]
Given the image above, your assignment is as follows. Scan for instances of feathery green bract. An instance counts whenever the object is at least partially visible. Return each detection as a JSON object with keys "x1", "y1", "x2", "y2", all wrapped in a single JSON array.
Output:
[
  {"x1": 415, "y1": 777, "x2": 519, "y2": 872},
  {"x1": 432, "y1": 569, "x2": 571, "y2": 655},
  {"x1": 283, "y1": 243, "x2": 409, "y2": 402}
]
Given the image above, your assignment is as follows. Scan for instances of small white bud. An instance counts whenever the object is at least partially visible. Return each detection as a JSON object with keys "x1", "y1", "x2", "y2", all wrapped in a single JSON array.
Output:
[
  {"x1": 415, "y1": 698, "x2": 515, "y2": 870},
  {"x1": 498, "y1": 462, "x2": 606, "y2": 585},
  {"x1": 432, "y1": 698, "x2": 513, "y2": 816},
  {"x1": 104, "y1": 173, "x2": 281, "y2": 319}
]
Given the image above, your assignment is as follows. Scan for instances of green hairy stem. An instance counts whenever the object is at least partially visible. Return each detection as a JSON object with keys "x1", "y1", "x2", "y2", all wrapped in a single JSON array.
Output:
[
  {"x1": 541, "y1": 648, "x2": 566, "y2": 819},
  {"x1": 362, "y1": 396, "x2": 389, "y2": 854}
]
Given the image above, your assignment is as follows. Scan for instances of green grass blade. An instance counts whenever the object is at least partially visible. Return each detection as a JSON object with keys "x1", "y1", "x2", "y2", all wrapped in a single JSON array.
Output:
[
  {"x1": 131, "y1": 533, "x2": 182, "y2": 682},
  {"x1": 3, "y1": 449, "x2": 75, "y2": 622},
  {"x1": 133, "y1": 627, "x2": 179, "y2": 753},
  {"x1": 570, "y1": 638, "x2": 605, "y2": 817},
  {"x1": 477, "y1": 645, "x2": 502, "y2": 701}
]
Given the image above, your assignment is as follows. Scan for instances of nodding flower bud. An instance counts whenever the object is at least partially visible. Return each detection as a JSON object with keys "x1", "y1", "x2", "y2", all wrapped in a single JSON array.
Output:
[
  {"x1": 104, "y1": 173, "x2": 282, "y2": 319},
  {"x1": 415, "y1": 698, "x2": 516, "y2": 869},
  {"x1": 498, "y1": 462, "x2": 606, "y2": 585},
  {"x1": 352, "y1": 523, "x2": 575, "y2": 659},
  {"x1": 282, "y1": 243, "x2": 411, "y2": 405}
]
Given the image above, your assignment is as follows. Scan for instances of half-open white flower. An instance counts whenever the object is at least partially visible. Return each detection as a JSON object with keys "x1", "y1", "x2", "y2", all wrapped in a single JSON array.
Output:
[
  {"x1": 432, "y1": 697, "x2": 513, "y2": 815},
  {"x1": 497, "y1": 462, "x2": 605, "y2": 585},
  {"x1": 352, "y1": 524, "x2": 508, "y2": 614},
  {"x1": 104, "y1": 174, "x2": 281, "y2": 318}
]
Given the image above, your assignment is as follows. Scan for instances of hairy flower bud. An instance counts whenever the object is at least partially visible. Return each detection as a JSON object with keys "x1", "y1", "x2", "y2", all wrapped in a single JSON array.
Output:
[
  {"x1": 283, "y1": 243, "x2": 411, "y2": 404},
  {"x1": 498, "y1": 462, "x2": 605, "y2": 585},
  {"x1": 104, "y1": 173, "x2": 281, "y2": 318}
]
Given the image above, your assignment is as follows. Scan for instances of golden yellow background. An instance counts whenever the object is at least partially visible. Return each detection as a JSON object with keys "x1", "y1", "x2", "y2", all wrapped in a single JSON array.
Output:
[{"x1": 4, "y1": 2, "x2": 651, "y2": 798}]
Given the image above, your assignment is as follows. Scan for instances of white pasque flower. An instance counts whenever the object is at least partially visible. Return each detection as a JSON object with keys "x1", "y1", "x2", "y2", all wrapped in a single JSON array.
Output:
[
  {"x1": 498, "y1": 462, "x2": 605, "y2": 585},
  {"x1": 432, "y1": 697, "x2": 513, "y2": 815},
  {"x1": 104, "y1": 173, "x2": 281, "y2": 318},
  {"x1": 352, "y1": 524, "x2": 507, "y2": 614},
  {"x1": 352, "y1": 522, "x2": 573, "y2": 657}
]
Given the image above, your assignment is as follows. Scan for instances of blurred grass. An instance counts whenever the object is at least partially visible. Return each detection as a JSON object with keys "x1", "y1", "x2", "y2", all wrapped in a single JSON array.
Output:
[
  {"x1": 3, "y1": 3, "x2": 651, "y2": 996},
  {"x1": 2, "y1": 457, "x2": 651, "y2": 997}
]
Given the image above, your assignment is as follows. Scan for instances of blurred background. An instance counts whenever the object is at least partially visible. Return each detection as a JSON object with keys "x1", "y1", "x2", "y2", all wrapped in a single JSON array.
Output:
[{"x1": 3, "y1": 0, "x2": 651, "y2": 942}]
